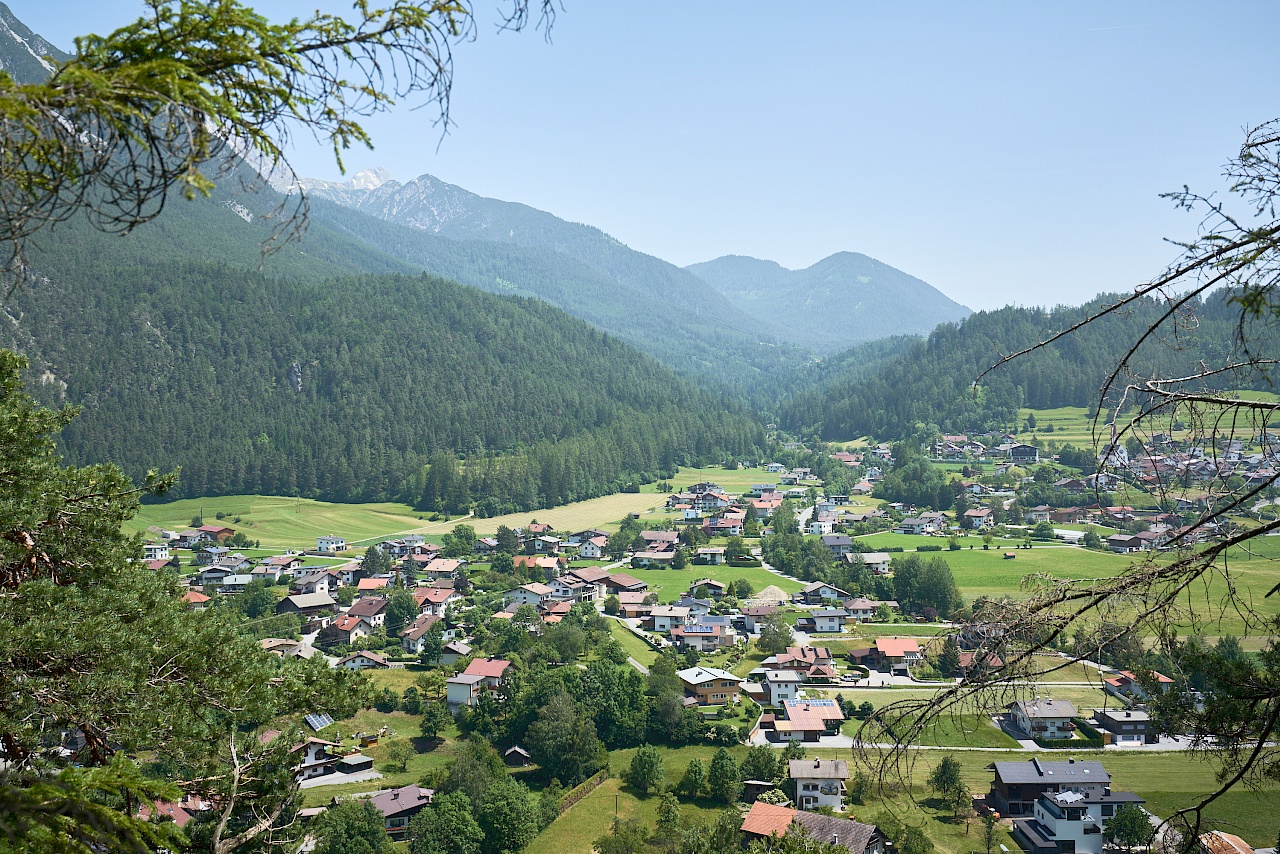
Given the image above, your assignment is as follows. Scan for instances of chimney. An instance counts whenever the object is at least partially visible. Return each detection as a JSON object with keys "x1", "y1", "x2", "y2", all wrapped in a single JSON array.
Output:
[
  {"x1": 391, "y1": 791, "x2": 399, "y2": 800},
  {"x1": 1069, "y1": 757, "x2": 1075, "y2": 764},
  {"x1": 833, "y1": 835, "x2": 840, "y2": 846}
]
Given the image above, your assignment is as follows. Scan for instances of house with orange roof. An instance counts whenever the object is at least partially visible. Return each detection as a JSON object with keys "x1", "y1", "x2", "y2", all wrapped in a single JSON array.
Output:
[
  {"x1": 464, "y1": 657, "x2": 511, "y2": 689},
  {"x1": 181, "y1": 590, "x2": 210, "y2": 611},
  {"x1": 356, "y1": 577, "x2": 390, "y2": 593},
  {"x1": 1103, "y1": 669, "x2": 1174, "y2": 703},
  {"x1": 742, "y1": 803, "x2": 882, "y2": 853},
  {"x1": 873, "y1": 637, "x2": 922, "y2": 674}
]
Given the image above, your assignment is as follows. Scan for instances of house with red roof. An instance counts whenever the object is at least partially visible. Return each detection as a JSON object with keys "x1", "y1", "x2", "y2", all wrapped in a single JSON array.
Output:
[
  {"x1": 413, "y1": 585, "x2": 462, "y2": 616},
  {"x1": 198, "y1": 524, "x2": 235, "y2": 542},
  {"x1": 329, "y1": 614, "x2": 374, "y2": 645},
  {"x1": 464, "y1": 657, "x2": 511, "y2": 690}
]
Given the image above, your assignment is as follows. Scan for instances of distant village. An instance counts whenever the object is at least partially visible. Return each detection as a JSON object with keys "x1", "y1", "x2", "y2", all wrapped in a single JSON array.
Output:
[{"x1": 127, "y1": 427, "x2": 1270, "y2": 854}]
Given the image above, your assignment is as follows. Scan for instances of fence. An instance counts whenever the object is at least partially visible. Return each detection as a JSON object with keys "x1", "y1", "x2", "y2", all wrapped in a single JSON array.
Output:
[{"x1": 560, "y1": 768, "x2": 610, "y2": 813}]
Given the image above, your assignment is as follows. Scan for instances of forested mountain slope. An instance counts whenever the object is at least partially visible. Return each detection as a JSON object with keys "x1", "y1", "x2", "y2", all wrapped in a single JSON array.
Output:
[
  {"x1": 299, "y1": 170, "x2": 819, "y2": 389},
  {"x1": 782, "y1": 293, "x2": 1277, "y2": 440},
  {"x1": 3, "y1": 191, "x2": 765, "y2": 511},
  {"x1": 305, "y1": 197, "x2": 817, "y2": 396},
  {"x1": 685, "y1": 252, "x2": 971, "y2": 352}
]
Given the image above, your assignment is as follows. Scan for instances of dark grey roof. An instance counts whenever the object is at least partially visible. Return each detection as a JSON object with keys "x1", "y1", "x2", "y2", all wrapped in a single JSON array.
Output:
[
  {"x1": 366, "y1": 784, "x2": 433, "y2": 818},
  {"x1": 794, "y1": 812, "x2": 878, "y2": 854},
  {"x1": 812, "y1": 609, "x2": 848, "y2": 617},
  {"x1": 993, "y1": 759, "x2": 1109, "y2": 785}
]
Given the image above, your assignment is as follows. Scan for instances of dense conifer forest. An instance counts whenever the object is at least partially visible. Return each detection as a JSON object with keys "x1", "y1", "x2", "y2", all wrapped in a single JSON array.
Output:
[
  {"x1": 781, "y1": 292, "x2": 1279, "y2": 440},
  {"x1": 2, "y1": 203, "x2": 765, "y2": 511}
]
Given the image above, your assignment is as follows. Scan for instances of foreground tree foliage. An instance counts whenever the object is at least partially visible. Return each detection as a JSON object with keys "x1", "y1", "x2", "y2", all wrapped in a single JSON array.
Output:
[
  {"x1": 862, "y1": 121, "x2": 1280, "y2": 848},
  {"x1": 0, "y1": 351, "x2": 372, "y2": 852},
  {"x1": 0, "y1": 3, "x2": 553, "y2": 846},
  {"x1": 0, "y1": 0, "x2": 558, "y2": 279}
]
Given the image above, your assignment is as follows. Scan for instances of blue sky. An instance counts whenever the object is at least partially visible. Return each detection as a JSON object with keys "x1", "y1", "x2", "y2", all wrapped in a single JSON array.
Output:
[{"x1": 16, "y1": 2, "x2": 1280, "y2": 310}]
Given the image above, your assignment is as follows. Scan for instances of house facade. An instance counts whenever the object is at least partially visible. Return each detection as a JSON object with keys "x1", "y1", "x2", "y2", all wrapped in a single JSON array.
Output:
[
  {"x1": 789, "y1": 758, "x2": 849, "y2": 811},
  {"x1": 677, "y1": 666, "x2": 741, "y2": 705},
  {"x1": 1009, "y1": 699, "x2": 1078, "y2": 740}
]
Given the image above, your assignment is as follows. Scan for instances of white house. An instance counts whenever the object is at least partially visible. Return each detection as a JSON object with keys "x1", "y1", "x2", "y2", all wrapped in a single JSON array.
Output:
[
  {"x1": 808, "y1": 519, "x2": 834, "y2": 536},
  {"x1": 578, "y1": 536, "x2": 607, "y2": 559},
  {"x1": 445, "y1": 674, "x2": 486, "y2": 710},
  {"x1": 1013, "y1": 789, "x2": 1146, "y2": 854},
  {"x1": 334, "y1": 650, "x2": 389, "y2": 670},
  {"x1": 143, "y1": 542, "x2": 171, "y2": 561},
  {"x1": 316, "y1": 535, "x2": 347, "y2": 554},
  {"x1": 764, "y1": 670, "x2": 805, "y2": 705},
  {"x1": 215, "y1": 573, "x2": 255, "y2": 594},
  {"x1": 1010, "y1": 698, "x2": 1078, "y2": 740},
  {"x1": 789, "y1": 758, "x2": 849, "y2": 811},
  {"x1": 798, "y1": 609, "x2": 847, "y2": 634},
  {"x1": 291, "y1": 738, "x2": 340, "y2": 782},
  {"x1": 859, "y1": 552, "x2": 892, "y2": 574},
  {"x1": 651, "y1": 606, "x2": 691, "y2": 632},
  {"x1": 504, "y1": 582, "x2": 554, "y2": 607}
]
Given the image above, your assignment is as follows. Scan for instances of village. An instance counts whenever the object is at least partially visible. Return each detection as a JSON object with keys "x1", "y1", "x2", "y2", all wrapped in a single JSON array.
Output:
[{"x1": 131, "y1": 428, "x2": 1280, "y2": 854}]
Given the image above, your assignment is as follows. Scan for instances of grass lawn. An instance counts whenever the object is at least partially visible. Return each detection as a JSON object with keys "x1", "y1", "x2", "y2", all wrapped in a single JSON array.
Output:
[
  {"x1": 607, "y1": 619, "x2": 659, "y2": 667},
  {"x1": 526, "y1": 776, "x2": 727, "y2": 854},
  {"x1": 842, "y1": 712, "x2": 1020, "y2": 749},
  {"x1": 128, "y1": 495, "x2": 440, "y2": 549},
  {"x1": 468, "y1": 492, "x2": 677, "y2": 537},
  {"x1": 669, "y1": 466, "x2": 813, "y2": 495},
  {"x1": 366, "y1": 666, "x2": 435, "y2": 695},
  {"x1": 847, "y1": 623, "x2": 948, "y2": 639},
  {"x1": 621, "y1": 564, "x2": 802, "y2": 603}
]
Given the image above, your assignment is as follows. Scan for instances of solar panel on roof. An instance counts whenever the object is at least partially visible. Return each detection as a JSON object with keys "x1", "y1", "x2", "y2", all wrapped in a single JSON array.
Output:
[{"x1": 304, "y1": 712, "x2": 334, "y2": 732}]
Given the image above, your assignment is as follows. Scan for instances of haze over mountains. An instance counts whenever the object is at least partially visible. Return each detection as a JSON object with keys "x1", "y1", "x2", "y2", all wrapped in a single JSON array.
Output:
[
  {"x1": 300, "y1": 168, "x2": 970, "y2": 359},
  {"x1": 686, "y1": 253, "x2": 971, "y2": 352}
]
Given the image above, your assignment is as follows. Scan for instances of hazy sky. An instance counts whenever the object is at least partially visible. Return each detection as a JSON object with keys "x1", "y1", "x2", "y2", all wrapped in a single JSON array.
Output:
[{"x1": 16, "y1": 2, "x2": 1280, "y2": 310}]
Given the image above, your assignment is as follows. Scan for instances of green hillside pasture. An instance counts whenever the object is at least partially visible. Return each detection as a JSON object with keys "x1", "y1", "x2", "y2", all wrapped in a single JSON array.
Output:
[
  {"x1": 607, "y1": 619, "x2": 659, "y2": 667},
  {"x1": 128, "y1": 488, "x2": 676, "y2": 549},
  {"x1": 623, "y1": 565, "x2": 804, "y2": 603},
  {"x1": 939, "y1": 545, "x2": 1128, "y2": 599},
  {"x1": 127, "y1": 495, "x2": 436, "y2": 549},
  {"x1": 468, "y1": 491, "x2": 676, "y2": 536},
  {"x1": 1016, "y1": 405, "x2": 1097, "y2": 447},
  {"x1": 842, "y1": 711, "x2": 1021, "y2": 749},
  {"x1": 526, "y1": 776, "x2": 725, "y2": 854},
  {"x1": 670, "y1": 465, "x2": 803, "y2": 494},
  {"x1": 535, "y1": 744, "x2": 1280, "y2": 852}
]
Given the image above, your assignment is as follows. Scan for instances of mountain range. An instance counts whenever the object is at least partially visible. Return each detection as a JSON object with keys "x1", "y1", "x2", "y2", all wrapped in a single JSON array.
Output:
[
  {"x1": 686, "y1": 252, "x2": 971, "y2": 352},
  {"x1": 299, "y1": 169, "x2": 970, "y2": 364},
  {"x1": 0, "y1": 2, "x2": 68, "y2": 84}
]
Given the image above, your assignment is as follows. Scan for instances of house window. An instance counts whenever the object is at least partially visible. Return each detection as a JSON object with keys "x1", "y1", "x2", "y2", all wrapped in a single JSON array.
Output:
[{"x1": 1101, "y1": 805, "x2": 1113, "y2": 817}]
